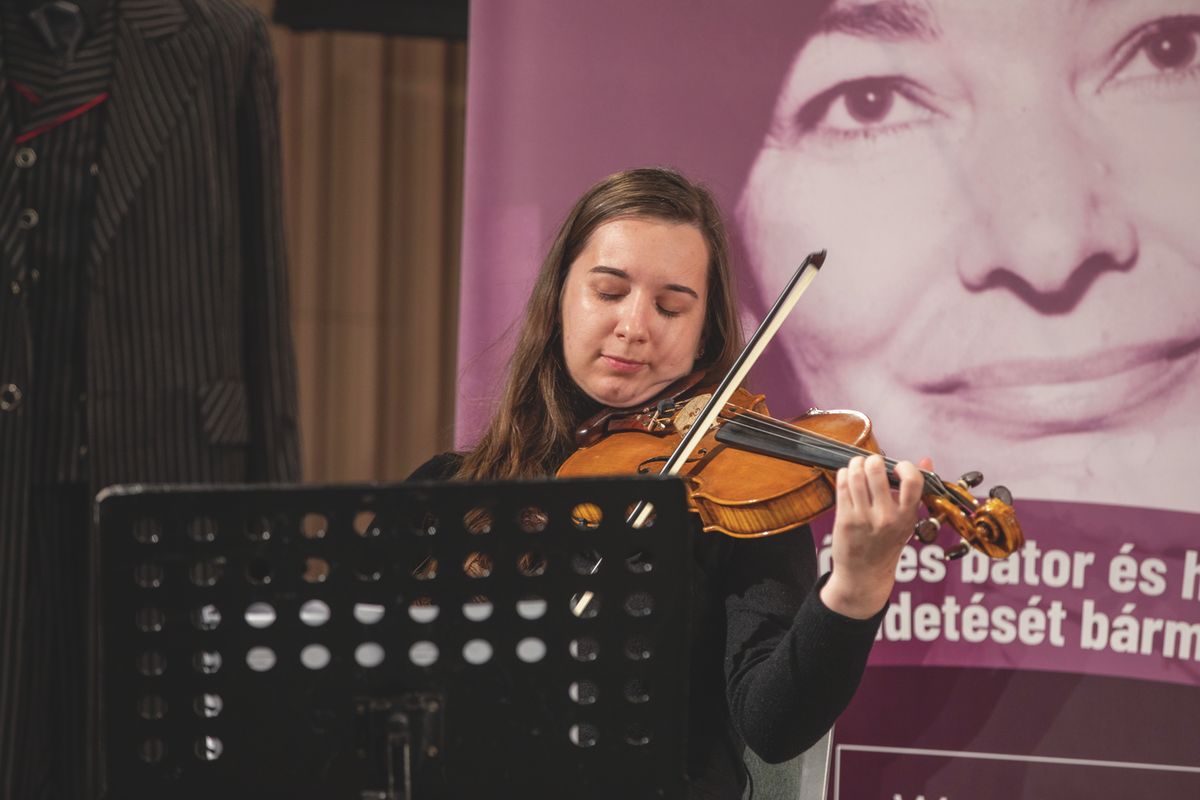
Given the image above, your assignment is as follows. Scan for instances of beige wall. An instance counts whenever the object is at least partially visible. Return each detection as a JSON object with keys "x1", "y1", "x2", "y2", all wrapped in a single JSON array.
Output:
[{"x1": 251, "y1": 1, "x2": 466, "y2": 482}]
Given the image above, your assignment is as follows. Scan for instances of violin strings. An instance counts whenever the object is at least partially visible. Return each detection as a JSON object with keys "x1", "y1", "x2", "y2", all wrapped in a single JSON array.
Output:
[
  {"x1": 731, "y1": 410, "x2": 966, "y2": 511},
  {"x1": 733, "y1": 410, "x2": 972, "y2": 516},
  {"x1": 716, "y1": 406, "x2": 975, "y2": 516},
  {"x1": 723, "y1": 410, "x2": 966, "y2": 512}
]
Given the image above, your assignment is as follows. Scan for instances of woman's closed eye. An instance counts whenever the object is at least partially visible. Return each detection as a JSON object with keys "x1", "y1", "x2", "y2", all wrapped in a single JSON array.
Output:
[
  {"x1": 594, "y1": 289, "x2": 688, "y2": 318},
  {"x1": 794, "y1": 76, "x2": 941, "y2": 143}
]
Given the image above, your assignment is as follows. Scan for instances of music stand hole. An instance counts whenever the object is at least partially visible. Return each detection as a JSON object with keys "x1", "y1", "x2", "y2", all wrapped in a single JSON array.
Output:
[
  {"x1": 132, "y1": 518, "x2": 162, "y2": 545},
  {"x1": 194, "y1": 694, "x2": 223, "y2": 719},
  {"x1": 463, "y1": 639, "x2": 493, "y2": 665},
  {"x1": 624, "y1": 677, "x2": 650, "y2": 704},
  {"x1": 516, "y1": 637, "x2": 546, "y2": 663},
  {"x1": 303, "y1": 557, "x2": 330, "y2": 584},
  {"x1": 246, "y1": 647, "x2": 276, "y2": 672},
  {"x1": 187, "y1": 517, "x2": 219, "y2": 543},
  {"x1": 353, "y1": 510, "x2": 380, "y2": 538},
  {"x1": 568, "y1": 637, "x2": 599, "y2": 663},
  {"x1": 299, "y1": 599, "x2": 331, "y2": 627},
  {"x1": 244, "y1": 602, "x2": 276, "y2": 629},
  {"x1": 300, "y1": 512, "x2": 328, "y2": 539},
  {"x1": 134, "y1": 563, "x2": 163, "y2": 588},
  {"x1": 515, "y1": 596, "x2": 547, "y2": 620},
  {"x1": 570, "y1": 549, "x2": 603, "y2": 576},
  {"x1": 463, "y1": 551, "x2": 493, "y2": 578},
  {"x1": 300, "y1": 644, "x2": 331, "y2": 670},
  {"x1": 138, "y1": 694, "x2": 167, "y2": 720},
  {"x1": 624, "y1": 591, "x2": 654, "y2": 618},
  {"x1": 625, "y1": 551, "x2": 654, "y2": 574},
  {"x1": 189, "y1": 558, "x2": 224, "y2": 587},
  {"x1": 409, "y1": 641, "x2": 438, "y2": 667},
  {"x1": 412, "y1": 555, "x2": 438, "y2": 581},
  {"x1": 462, "y1": 599, "x2": 493, "y2": 622},
  {"x1": 354, "y1": 562, "x2": 383, "y2": 583},
  {"x1": 518, "y1": 506, "x2": 548, "y2": 533},
  {"x1": 570, "y1": 503, "x2": 602, "y2": 531},
  {"x1": 136, "y1": 651, "x2": 166, "y2": 677},
  {"x1": 195, "y1": 736, "x2": 223, "y2": 762},
  {"x1": 568, "y1": 723, "x2": 599, "y2": 748},
  {"x1": 517, "y1": 551, "x2": 547, "y2": 577},
  {"x1": 246, "y1": 558, "x2": 272, "y2": 585},
  {"x1": 625, "y1": 501, "x2": 656, "y2": 529},
  {"x1": 412, "y1": 511, "x2": 439, "y2": 537},
  {"x1": 192, "y1": 604, "x2": 221, "y2": 631},
  {"x1": 625, "y1": 724, "x2": 652, "y2": 746},
  {"x1": 193, "y1": 651, "x2": 222, "y2": 675},
  {"x1": 355, "y1": 642, "x2": 385, "y2": 668},
  {"x1": 353, "y1": 603, "x2": 385, "y2": 624},
  {"x1": 568, "y1": 680, "x2": 598, "y2": 706},
  {"x1": 135, "y1": 606, "x2": 164, "y2": 633},
  {"x1": 138, "y1": 738, "x2": 165, "y2": 763},
  {"x1": 408, "y1": 601, "x2": 439, "y2": 623},
  {"x1": 244, "y1": 515, "x2": 272, "y2": 542},
  {"x1": 625, "y1": 638, "x2": 653, "y2": 661},
  {"x1": 463, "y1": 507, "x2": 493, "y2": 534},
  {"x1": 569, "y1": 592, "x2": 599, "y2": 619}
]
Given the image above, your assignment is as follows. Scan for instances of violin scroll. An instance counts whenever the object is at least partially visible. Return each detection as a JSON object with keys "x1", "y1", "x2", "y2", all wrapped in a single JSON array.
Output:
[{"x1": 920, "y1": 472, "x2": 1024, "y2": 560}]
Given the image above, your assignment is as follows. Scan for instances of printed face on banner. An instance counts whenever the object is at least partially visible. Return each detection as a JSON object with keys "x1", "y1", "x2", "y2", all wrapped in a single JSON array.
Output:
[
  {"x1": 561, "y1": 217, "x2": 709, "y2": 408},
  {"x1": 737, "y1": 0, "x2": 1200, "y2": 511}
]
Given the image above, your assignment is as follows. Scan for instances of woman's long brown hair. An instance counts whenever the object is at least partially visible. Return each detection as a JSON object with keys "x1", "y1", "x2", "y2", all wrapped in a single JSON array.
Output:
[{"x1": 457, "y1": 167, "x2": 745, "y2": 480}]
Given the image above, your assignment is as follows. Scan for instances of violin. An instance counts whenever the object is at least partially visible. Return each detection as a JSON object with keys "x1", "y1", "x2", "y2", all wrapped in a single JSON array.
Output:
[
  {"x1": 556, "y1": 251, "x2": 1024, "y2": 562},
  {"x1": 557, "y1": 381, "x2": 1024, "y2": 560}
]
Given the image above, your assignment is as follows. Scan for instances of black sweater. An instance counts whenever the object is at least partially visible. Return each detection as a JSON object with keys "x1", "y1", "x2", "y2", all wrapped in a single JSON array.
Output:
[{"x1": 409, "y1": 453, "x2": 884, "y2": 799}]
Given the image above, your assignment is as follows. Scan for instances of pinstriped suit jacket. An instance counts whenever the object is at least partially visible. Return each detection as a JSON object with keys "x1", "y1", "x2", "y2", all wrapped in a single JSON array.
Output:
[{"x1": 0, "y1": 1, "x2": 301, "y2": 795}]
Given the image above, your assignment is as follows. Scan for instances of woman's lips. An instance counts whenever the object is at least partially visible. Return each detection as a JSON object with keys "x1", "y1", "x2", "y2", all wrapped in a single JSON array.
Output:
[
  {"x1": 601, "y1": 354, "x2": 647, "y2": 374},
  {"x1": 910, "y1": 335, "x2": 1200, "y2": 434}
]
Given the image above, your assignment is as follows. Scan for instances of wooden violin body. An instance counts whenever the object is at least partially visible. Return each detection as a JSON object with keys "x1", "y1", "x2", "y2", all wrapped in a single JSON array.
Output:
[
  {"x1": 558, "y1": 383, "x2": 1025, "y2": 560},
  {"x1": 559, "y1": 387, "x2": 877, "y2": 538}
]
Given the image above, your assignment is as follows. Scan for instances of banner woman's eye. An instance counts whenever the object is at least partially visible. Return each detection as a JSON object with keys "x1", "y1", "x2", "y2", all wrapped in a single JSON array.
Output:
[
  {"x1": 1144, "y1": 22, "x2": 1197, "y2": 71},
  {"x1": 796, "y1": 76, "x2": 937, "y2": 141},
  {"x1": 843, "y1": 83, "x2": 895, "y2": 124},
  {"x1": 1106, "y1": 15, "x2": 1200, "y2": 88}
]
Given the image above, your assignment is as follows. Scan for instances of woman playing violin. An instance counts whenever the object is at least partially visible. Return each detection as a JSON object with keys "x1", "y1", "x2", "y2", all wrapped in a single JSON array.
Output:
[{"x1": 410, "y1": 166, "x2": 927, "y2": 799}]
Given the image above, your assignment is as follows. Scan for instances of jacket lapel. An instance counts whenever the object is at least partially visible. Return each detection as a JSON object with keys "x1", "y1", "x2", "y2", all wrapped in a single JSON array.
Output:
[
  {"x1": 86, "y1": 0, "x2": 202, "y2": 275},
  {"x1": 0, "y1": 52, "x2": 26, "y2": 281}
]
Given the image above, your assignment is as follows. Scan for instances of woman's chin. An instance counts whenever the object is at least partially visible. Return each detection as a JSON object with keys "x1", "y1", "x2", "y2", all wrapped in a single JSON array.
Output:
[{"x1": 581, "y1": 379, "x2": 655, "y2": 410}]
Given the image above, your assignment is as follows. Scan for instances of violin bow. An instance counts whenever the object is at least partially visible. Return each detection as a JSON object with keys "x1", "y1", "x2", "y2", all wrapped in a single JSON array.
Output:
[
  {"x1": 629, "y1": 249, "x2": 827, "y2": 524},
  {"x1": 571, "y1": 252, "x2": 826, "y2": 618}
]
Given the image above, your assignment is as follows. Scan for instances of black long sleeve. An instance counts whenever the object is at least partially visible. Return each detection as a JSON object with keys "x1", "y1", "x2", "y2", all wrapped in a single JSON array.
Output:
[{"x1": 718, "y1": 532, "x2": 884, "y2": 762}]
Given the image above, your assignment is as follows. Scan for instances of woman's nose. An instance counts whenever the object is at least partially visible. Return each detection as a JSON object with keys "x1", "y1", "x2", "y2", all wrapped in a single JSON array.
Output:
[
  {"x1": 615, "y1": 296, "x2": 652, "y2": 342},
  {"x1": 955, "y1": 92, "x2": 1138, "y2": 313}
]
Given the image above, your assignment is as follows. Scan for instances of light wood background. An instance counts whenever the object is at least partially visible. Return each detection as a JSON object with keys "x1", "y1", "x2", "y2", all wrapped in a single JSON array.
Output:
[{"x1": 249, "y1": 1, "x2": 467, "y2": 482}]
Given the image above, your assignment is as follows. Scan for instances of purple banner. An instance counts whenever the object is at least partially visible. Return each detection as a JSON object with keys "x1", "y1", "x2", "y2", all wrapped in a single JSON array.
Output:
[
  {"x1": 461, "y1": 0, "x2": 1200, "y2": 794},
  {"x1": 812, "y1": 500, "x2": 1200, "y2": 686}
]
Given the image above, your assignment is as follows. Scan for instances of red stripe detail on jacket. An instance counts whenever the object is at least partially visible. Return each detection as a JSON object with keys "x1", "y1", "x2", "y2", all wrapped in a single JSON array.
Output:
[{"x1": 15, "y1": 92, "x2": 110, "y2": 144}]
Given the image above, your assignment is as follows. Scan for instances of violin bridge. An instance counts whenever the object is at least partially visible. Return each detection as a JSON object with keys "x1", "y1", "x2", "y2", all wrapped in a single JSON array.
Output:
[{"x1": 672, "y1": 393, "x2": 713, "y2": 434}]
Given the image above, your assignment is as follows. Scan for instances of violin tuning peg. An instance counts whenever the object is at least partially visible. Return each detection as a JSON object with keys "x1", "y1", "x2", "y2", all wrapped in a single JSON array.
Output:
[
  {"x1": 959, "y1": 470, "x2": 984, "y2": 489},
  {"x1": 989, "y1": 485, "x2": 1013, "y2": 505},
  {"x1": 943, "y1": 543, "x2": 971, "y2": 561},
  {"x1": 913, "y1": 517, "x2": 941, "y2": 544}
]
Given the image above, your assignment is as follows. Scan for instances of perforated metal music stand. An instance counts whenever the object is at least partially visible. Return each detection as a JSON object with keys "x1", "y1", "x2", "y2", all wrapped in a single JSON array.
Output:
[{"x1": 96, "y1": 476, "x2": 692, "y2": 799}]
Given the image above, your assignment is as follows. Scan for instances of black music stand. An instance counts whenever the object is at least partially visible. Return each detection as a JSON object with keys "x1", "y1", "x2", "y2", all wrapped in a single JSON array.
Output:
[{"x1": 95, "y1": 476, "x2": 693, "y2": 799}]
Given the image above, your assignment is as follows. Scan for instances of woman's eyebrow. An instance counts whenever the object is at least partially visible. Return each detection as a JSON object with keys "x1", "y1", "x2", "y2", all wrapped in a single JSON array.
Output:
[{"x1": 814, "y1": 0, "x2": 940, "y2": 42}]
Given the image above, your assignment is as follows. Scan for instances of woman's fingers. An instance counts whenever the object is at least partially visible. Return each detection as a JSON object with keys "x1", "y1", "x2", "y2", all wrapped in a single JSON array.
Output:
[
  {"x1": 846, "y1": 456, "x2": 872, "y2": 511},
  {"x1": 836, "y1": 464, "x2": 852, "y2": 512},
  {"x1": 894, "y1": 459, "x2": 924, "y2": 513},
  {"x1": 863, "y1": 454, "x2": 891, "y2": 508}
]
